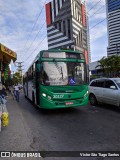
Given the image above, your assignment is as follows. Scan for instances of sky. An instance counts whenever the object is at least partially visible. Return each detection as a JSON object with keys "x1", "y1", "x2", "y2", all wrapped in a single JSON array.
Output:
[{"x1": 0, "y1": 0, "x2": 108, "y2": 72}]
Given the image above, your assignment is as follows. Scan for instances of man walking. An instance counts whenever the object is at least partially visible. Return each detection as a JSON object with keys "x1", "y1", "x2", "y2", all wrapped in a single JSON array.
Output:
[{"x1": 14, "y1": 84, "x2": 19, "y2": 102}]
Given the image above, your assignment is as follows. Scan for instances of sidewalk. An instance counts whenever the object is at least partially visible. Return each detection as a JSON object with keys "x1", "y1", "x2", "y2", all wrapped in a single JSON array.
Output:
[
  {"x1": 0, "y1": 95, "x2": 33, "y2": 150},
  {"x1": 0, "y1": 94, "x2": 43, "y2": 160}
]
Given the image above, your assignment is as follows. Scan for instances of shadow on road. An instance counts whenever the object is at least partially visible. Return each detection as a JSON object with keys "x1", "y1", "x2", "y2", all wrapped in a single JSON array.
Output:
[
  {"x1": 91, "y1": 103, "x2": 120, "y2": 113},
  {"x1": 38, "y1": 107, "x2": 81, "y2": 116}
]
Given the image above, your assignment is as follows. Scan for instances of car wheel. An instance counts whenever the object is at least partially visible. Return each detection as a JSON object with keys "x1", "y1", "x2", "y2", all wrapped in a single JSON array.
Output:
[{"x1": 89, "y1": 94, "x2": 98, "y2": 106}]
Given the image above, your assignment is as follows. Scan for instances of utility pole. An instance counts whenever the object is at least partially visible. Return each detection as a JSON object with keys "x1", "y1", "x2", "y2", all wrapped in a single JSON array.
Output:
[{"x1": 16, "y1": 62, "x2": 24, "y2": 77}]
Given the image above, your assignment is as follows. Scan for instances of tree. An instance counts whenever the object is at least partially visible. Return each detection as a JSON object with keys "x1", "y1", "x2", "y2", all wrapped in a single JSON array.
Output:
[
  {"x1": 96, "y1": 55, "x2": 120, "y2": 77},
  {"x1": 5, "y1": 78, "x2": 13, "y2": 86},
  {"x1": 95, "y1": 56, "x2": 108, "y2": 76},
  {"x1": 13, "y1": 72, "x2": 22, "y2": 84}
]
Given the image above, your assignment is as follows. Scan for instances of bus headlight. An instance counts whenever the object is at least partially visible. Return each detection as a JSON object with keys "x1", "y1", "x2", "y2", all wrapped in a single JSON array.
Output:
[
  {"x1": 42, "y1": 93, "x2": 46, "y2": 97},
  {"x1": 84, "y1": 91, "x2": 89, "y2": 97}
]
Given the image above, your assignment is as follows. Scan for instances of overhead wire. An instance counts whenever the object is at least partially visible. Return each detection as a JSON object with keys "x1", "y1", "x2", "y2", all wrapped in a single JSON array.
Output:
[
  {"x1": 0, "y1": 0, "x2": 48, "y2": 63},
  {"x1": 89, "y1": 4, "x2": 106, "y2": 18},
  {"x1": 23, "y1": 0, "x2": 87, "y2": 60},
  {"x1": 24, "y1": 35, "x2": 47, "y2": 64},
  {"x1": 21, "y1": 0, "x2": 48, "y2": 53},
  {"x1": 24, "y1": 17, "x2": 107, "y2": 70},
  {"x1": 2, "y1": 0, "x2": 105, "y2": 55},
  {"x1": 87, "y1": 0, "x2": 119, "y2": 46},
  {"x1": 87, "y1": 0, "x2": 103, "y2": 13},
  {"x1": 89, "y1": 2, "x2": 120, "y2": 18},
  {"x1": 22, "y1": 0, "x2": 83, "y2": 71},
  {"x1": 22, "y1": 22, "x2": 46, "y2": 56},
  {"x1": 24, "y1": 0, "x2": 106, "y2": 58},
  {"x1": 87, "y1": 1, "x2": 107, "y2": 40},
  {"x1": 22, "y1": 0, "x2": 78, "y2": 62},
  {"x1": 23, "y1": 0, "x2": 107, "y2": 66},
  {"x1": 90, "y1": 18, "x2": 106, "y2": 30}
]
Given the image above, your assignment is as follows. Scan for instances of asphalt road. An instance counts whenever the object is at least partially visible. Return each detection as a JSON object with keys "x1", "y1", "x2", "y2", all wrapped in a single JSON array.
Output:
[{"x1": 0, "y1": 92, "x2": 120, "y2": 160}]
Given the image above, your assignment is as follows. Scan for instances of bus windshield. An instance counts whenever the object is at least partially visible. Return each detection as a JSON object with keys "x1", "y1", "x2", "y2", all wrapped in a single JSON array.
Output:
[{"x1": 40, "y1": 62, "x2": 87, "y2": 86}]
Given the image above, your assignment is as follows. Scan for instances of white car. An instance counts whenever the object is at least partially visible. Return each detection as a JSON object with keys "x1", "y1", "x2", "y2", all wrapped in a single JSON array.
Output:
[{"x1": 89, "y1": 78, "x2": 120, "y2": 106}]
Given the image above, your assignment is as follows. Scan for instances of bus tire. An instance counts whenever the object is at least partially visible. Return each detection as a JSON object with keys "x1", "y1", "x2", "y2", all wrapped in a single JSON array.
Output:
[
  {"x1": 32, "y1": 92, "x2": 35, "y2": 104},
  {"x1": 89, "y1": 94, "x2": 98, "y2": 106}
]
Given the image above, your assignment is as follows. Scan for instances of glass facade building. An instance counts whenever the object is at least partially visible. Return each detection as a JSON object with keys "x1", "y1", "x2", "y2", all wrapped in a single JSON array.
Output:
[{"x1": 106, "y1": 0, "x2": 120, "y2": 55}]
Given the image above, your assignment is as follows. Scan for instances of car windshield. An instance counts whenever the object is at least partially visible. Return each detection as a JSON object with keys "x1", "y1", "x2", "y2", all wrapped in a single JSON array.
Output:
[
  {"x1": 40, "y1": 62, "x2": 87, "y2": 86},
  {"x1": 114, "y1": 79, "x2": 120, "y2": 88}
]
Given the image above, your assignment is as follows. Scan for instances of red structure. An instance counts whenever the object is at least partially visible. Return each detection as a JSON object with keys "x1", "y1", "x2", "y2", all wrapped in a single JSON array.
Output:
[
  {"x1": 81, "y1": 4, "x2": 86, "y2": 27},
  {"x1": 45, "y1": 3, "x2": 52, "y2": 26}
]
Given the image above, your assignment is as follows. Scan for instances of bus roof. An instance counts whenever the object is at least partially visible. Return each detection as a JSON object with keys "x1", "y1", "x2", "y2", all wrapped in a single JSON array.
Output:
[{"x1": 40, "y1": 49, "x2": 83, "y2": 54}]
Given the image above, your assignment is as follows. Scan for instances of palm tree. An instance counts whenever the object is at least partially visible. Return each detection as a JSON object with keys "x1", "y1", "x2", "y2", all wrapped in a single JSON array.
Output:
[
  {"x1": 95, "y1": 56, "x2": 107, "y2": 76},
  {"x1": 96, "y1": 55, "x2": 120, "y2": 77}
]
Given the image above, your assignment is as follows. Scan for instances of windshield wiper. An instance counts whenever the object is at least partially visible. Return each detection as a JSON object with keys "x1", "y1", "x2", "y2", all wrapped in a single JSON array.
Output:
[
  {"x1": 60, "y1": 67, "x2": 63, "y2": 79},
  {"x1": 54, "y1": 62, "x2": 64, "y2": 79}
]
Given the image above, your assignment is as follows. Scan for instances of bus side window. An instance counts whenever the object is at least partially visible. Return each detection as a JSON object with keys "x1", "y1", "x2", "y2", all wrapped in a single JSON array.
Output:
[
  {"x1": 35, "y1": 62, "x2": 40, "y2": 82},
  {"x1": 40, "y1": 65, "x2": 43, "y2": 84}
]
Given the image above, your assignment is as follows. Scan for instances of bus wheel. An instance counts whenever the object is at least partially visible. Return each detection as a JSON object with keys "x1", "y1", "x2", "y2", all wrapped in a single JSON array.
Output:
[
  {"x1": 32, "y1": 92, "x2": 35, "y2": 104},
  {"x1": 89, "y1": 94, "x2": 97, "y2": 106}
]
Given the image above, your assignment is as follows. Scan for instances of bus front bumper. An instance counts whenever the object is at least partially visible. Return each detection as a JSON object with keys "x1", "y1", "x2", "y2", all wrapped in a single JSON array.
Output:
[{"x1": 39, "y1": 96, "x2": 88, "y2": 109}]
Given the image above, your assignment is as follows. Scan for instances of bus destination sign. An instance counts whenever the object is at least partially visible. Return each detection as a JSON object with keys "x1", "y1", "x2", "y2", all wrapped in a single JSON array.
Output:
[{"x1": 42, "y1": 52, "x2": 85, "y2": 60}]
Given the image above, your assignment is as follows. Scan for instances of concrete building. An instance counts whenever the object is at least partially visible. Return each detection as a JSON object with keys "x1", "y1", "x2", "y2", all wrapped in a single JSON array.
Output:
[
  {"x1": 45, "y1": 0, "x2": 90, "y2": 64},
  {"x1": 89, "y1": 61, "x2": 102, "y2": 76},
  {"x1": 106, "y1": 0, "x2": 120, "y2": 56},
  {"x1": 86, "y1": 15, "x2": 91, "y2": 63}
]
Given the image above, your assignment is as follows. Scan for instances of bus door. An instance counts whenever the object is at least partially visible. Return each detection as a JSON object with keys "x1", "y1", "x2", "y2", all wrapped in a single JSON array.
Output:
[{"x1": 35, "y1": 61, "x2": 40, "y2": 105}]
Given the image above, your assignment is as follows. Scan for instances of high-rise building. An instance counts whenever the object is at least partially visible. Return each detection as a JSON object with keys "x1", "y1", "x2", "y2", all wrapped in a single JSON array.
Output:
[
  {"x1": 106, "y1": 0, "x2": 120, "y2": 56},
  {"x1": 86, "y1": 15, "x2": 91, "y2": 63},
  {"x1": 45, "y1": 0, "x2": 90, "y2": 64}
]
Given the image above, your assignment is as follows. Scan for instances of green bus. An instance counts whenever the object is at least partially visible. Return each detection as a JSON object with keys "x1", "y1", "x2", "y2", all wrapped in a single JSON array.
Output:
[{"x1": 23, "y1": 50, "x2": 89, "y2": 109}]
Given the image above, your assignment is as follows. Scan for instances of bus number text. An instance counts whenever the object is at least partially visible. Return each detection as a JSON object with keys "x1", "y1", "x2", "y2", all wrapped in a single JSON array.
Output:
[{"x1": 53, "y1": 95, "x2": 64, "y2": 99}]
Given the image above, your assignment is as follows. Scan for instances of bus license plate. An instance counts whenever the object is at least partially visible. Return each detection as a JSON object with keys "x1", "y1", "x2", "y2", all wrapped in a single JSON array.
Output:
[{"x1": 65, "y1": 102, "x2": 74, "y2": 105}]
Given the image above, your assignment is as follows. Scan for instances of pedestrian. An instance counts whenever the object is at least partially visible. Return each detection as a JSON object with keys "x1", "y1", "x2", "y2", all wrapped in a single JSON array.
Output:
[
  {"x1": 14, "y1": 84, "x2": 19, "y2": 102},
  {"x1": 2, "y1": 83, "x2": 7, "y2": 97},
  {"x1": 9, "y1": 85, "x2": 15, "y2": 100},
  {"x1": 0, "y1": 83, "x2": 7, "y2": 107}
]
